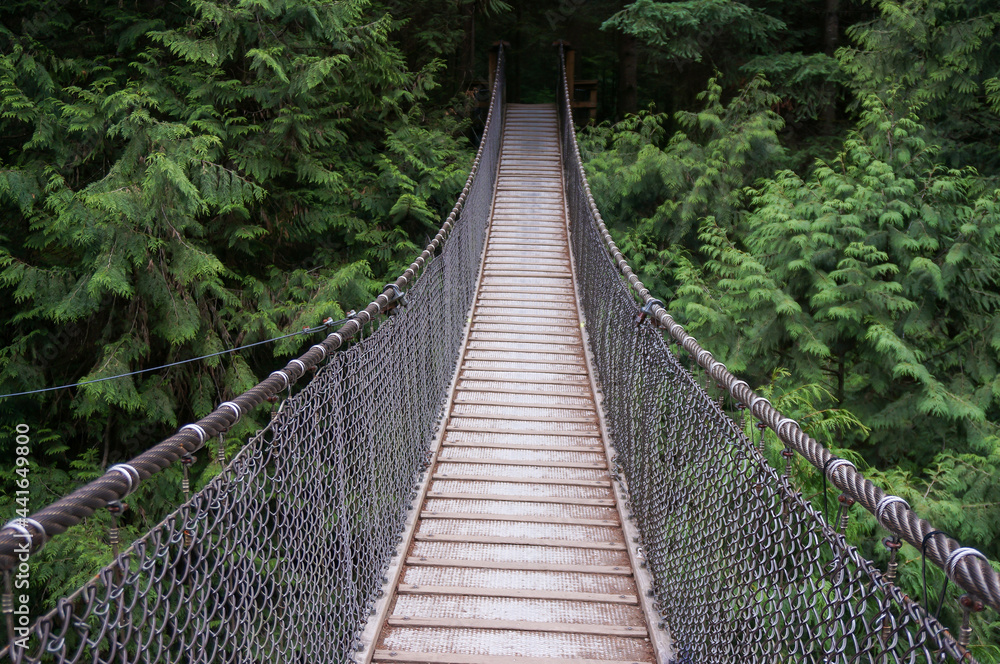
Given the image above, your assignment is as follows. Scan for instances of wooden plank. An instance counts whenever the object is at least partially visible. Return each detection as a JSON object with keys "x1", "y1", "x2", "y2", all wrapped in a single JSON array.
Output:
[
  {"x1": 426, "y1": 492, "x2": 615, "y2": 507},
  {"x1": 463, "y1": 345, "x2": 582, "y2": 357},
  {"x1": 481, "y1": 270, "x2": 573, "y2": 278},
  {"x1": 434, "y1": 457, "x2": 605, "y2": 470},
  {"x1": 459, "y1": 361, "x2": 589, "y2": 374},
  {"x1": 448, "y1": 412, "x2": 594, "y2": 423},
  {"x1": 474, "y1": 302, "x2": 576, "y2": 314},
  {"x1": 395, "y1": 584, "x2": 634, "y2": 602},
  {"x1": 404, "y1": 557, "x2": 634, "y2": 576},
  {"x1": 385, "y1": 618, "x2": 647, "y2": 638},
  {"x1": 465, "y1": 336, "x2": 581, "y2": 346},
  {"x1": 455, "y1": 376, "x2": 589, "y2": 388},
  {"x1": 461, "y1": 358, "x2": 587, "y2": 371},
  {"x1": 477, "y1": 285, "x2": 575, "y2": 294},
  {"x1": 419, "y1": 512, "x2": 617, "y2": 527},
  {"x1": 468, "y1": 325, "x2": 578, "y2": 335},
  {"x1": 476, "y1": 289, "x2": 573, "y2": 298},
  {"x1": 445, "y1": 426, "x2": 599, "y2": 438},
  {"x1": 453, "y1": 398, "x2": 594, "y2": 411},
  {"x1": 484, "y1": 255, "x2": 566, "y2": 264},
  {"x1": 431, "y1": 473, "x2": 607, "y2": 487},
  {"x1": 454, "y1": 384, "x2": 587, "y2": 397},
  {"x1": 472, "y1": 314, "x2": 578, "y2": 330},
  {"x1": 442, "y1": 440, "x2": 604, "y2": 453},
  {"x1": 373, "y1": 652, "x2": 648, "y2": 664},
  {"x1": 472, "y1": 309, "x2": 578, "y2": 320}
]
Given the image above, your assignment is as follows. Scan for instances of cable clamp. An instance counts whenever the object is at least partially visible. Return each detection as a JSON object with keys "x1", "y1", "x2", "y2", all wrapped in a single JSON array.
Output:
[
  {"x1": 945, "y1": 547, "x2": 989, "y2": 581},
  {"x1": 108, "y1": 464, "x2": 140, "y2": 497},
  {"x1": 875, "y1": 495, "x2": 910, "y2": 527},
  {"x1": 288, "y1": 359, "x2": 307, "y2": 376},
  {"x1": 634, "y1": 298, "x2": 664, "y2": 327},
  {"x1": 824, "y1": 458, "x2": 856, "y2": 481},
  {"x1": 1, "y1": 519, "x2": 42, "y2": 546},
  {"x1": 219, "y1": 401, "x2": 242, "y2": 421},
  {"x1": 180, "y1": 424, "x2": 207, "y2": 445},
  {"x1": 385, "y1": 283, "x2": 409, "y2": 308},
  {"x1": 749, "y1": 396, "x2": 772, "y2": 418},
  {"x1": 310, "y1": 344, "x2": 327, "y2": 361},
  {"x1": 21, "y1": 518, "x2": 47, "y2": 545},
  {"x1": 775, "y1": 417, "x2": 798, "y2": 438},
  {"x1": 269, "y1": 370, "x2": 289, "y2": 390}
]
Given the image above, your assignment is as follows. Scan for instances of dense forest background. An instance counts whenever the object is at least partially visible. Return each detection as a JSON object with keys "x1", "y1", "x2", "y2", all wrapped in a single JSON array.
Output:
[{"x1": 1, "y1": 0, "x2": 998, "y2": 654}]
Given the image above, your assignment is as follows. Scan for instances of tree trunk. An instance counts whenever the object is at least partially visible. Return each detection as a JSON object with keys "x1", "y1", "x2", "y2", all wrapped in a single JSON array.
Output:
[{"x1": 617, "y1": 31, "x2": 638, "y2": 118}]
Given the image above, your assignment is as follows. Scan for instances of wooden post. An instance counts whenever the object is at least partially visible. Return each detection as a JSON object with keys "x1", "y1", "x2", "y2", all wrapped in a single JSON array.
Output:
[{"x1": 555, "y1": 40, "x2": 582, "y2": 123}]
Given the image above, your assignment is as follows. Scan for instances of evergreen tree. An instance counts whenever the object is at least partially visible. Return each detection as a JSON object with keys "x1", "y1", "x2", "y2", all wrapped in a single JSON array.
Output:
[{"x1": 0, "y1": 0, "x2": 477, "y2": 609}]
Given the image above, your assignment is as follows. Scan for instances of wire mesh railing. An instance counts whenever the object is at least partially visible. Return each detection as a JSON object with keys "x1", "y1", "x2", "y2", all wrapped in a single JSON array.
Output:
[
  {"x1": 557, "y1": 44, "x2": 994, "y2": 662},
  {"x1": 0, "y1": 45, "x2": 505, "y2": 664}
]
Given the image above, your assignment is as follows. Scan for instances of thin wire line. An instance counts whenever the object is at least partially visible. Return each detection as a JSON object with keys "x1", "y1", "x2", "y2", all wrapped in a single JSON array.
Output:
[{"x1": 0, "y1": 319, "x2": 347, "y2": 400}]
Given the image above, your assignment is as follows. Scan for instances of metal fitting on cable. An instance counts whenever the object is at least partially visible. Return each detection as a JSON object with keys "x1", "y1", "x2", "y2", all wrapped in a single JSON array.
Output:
[
  {"x1": 107, "y1": 501, "x2": 123, "y2": 561},
  {"x1": 837, "y1": 494, "x2": 855, "y2": 535},
  {"x1": 945, "y1": 547, "x2": 989, "y2": 581},
  {"x1": 824, "y1": 458, "x2": 856, "y2": 481},
  {"x1": 384, "y1": 283, "x2": 409, "y2": 308},
  {"x1": 108, "y1": 463, "x2": 140, "y2": 497},
  {"x1": 180, "y1": 454, "x2": 194, "y2": 501},
  {"x1": 875, "y1": 495, "x2": 910, "y2": 529},
  {"x1": 180, "y1": 424, "x2": 208, "y2": 446},
  {"x1": 634, "y1": 298, "x2": 664, "y2": 327},
  {"x1": 957, "y1": 594, "x2": 984, "y2": 649},
  {"x1": 883, "y1": 537, "x2": 902, "y2": 584},
  {"x1": 216, "y1": 432, "x2": 227, "y2": 467}
]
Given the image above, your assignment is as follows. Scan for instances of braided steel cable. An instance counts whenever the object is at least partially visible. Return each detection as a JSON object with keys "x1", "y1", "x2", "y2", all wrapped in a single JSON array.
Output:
[
  {"x1": 557, "y1": 43, "x2": 993, "y2": 659},
  {"x1": 0, "y1": 47, "x2": 506, "y2": 575}
]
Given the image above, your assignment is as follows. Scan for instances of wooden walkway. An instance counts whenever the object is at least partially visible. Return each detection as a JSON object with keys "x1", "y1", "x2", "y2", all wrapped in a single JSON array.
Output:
[{"x1": 369, "y1": 105, "x2": 659, "y2": 663}]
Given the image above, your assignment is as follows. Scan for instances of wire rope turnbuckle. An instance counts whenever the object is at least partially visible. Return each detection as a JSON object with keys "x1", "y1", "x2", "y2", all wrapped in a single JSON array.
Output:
[
  {"x1": 634, "y1": 298, "x2": 664, "y2": 328},
  {"x1": 383, "y1": 283, "x2": 409, "y2": 315}
]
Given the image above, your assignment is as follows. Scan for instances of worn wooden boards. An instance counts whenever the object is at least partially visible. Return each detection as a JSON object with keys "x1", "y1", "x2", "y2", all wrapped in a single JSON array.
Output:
[{"x1": 371, "y1": 104, "x2": 656, "y2": 664}]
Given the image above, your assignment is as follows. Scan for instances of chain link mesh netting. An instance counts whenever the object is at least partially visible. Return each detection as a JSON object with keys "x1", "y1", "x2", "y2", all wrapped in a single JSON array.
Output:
[
  {"x1": 557, "y1": 49, "x2": 979, "y2": 663},
  {"x1": 0, "y1": 48, "x2": 505, "y2": 664}
]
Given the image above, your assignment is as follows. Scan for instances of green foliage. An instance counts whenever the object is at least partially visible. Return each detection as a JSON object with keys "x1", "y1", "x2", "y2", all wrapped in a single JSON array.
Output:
[
  {"x1": 585, "y1": 2, "x2": 1000, "y2": 649},
  {"x1": 578, "y1": 73, "x2": 784, "y2": 312},
  {"x1": 839, "y1": 0, "x2": 1000, "y2": 174},
  {"x1": 603, "y1": 0, "x2": 785, "y2": 68},
  {"x1": 741, "y1": 52, "x2": 846, "y2": 123},
  {"x1": 0, "y1": 0, "x2": 477, "y2": 609}
]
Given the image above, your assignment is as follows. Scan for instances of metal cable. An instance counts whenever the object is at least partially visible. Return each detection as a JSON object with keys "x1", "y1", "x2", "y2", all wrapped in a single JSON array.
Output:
[
  {"x1": 0, "y1": 47, "x2": 506, "y2": 664},
  {"x1": 557, "y1": 43, "x2": 989, "y2": 660}
]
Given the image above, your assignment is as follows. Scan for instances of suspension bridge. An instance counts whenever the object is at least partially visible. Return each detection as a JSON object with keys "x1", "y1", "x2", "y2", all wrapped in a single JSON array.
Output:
[{"x1": 1, "y1": 44, "x2": 998, "y2": 664}]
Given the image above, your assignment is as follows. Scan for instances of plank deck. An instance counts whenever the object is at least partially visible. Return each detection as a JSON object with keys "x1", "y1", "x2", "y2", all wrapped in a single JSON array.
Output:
[{"x1": 371, "y1": 104, "x2": 657, "y2": 663}]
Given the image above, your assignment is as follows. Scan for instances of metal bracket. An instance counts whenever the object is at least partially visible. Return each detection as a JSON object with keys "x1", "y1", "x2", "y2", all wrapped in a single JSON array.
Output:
[
  {"x1": 384, "y1": 284, "x2": 409, "y2": 315},
  {"x1": 634, "y1": 298, "x2": 664, "y2": 328}
]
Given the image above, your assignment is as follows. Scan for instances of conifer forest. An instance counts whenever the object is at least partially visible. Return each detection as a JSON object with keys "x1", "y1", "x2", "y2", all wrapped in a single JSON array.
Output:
[{"x1": 1, "y1": 0, "x2": 999, "y2": 657}]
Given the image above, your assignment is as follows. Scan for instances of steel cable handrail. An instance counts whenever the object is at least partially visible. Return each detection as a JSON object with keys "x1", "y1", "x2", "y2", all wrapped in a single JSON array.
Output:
[
  {"x1": 0, "y1": 46, "x2": 508, "y2": 569},
  {"x1": 556, "y1": 44, "x2": 999, "y2": 613}
]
